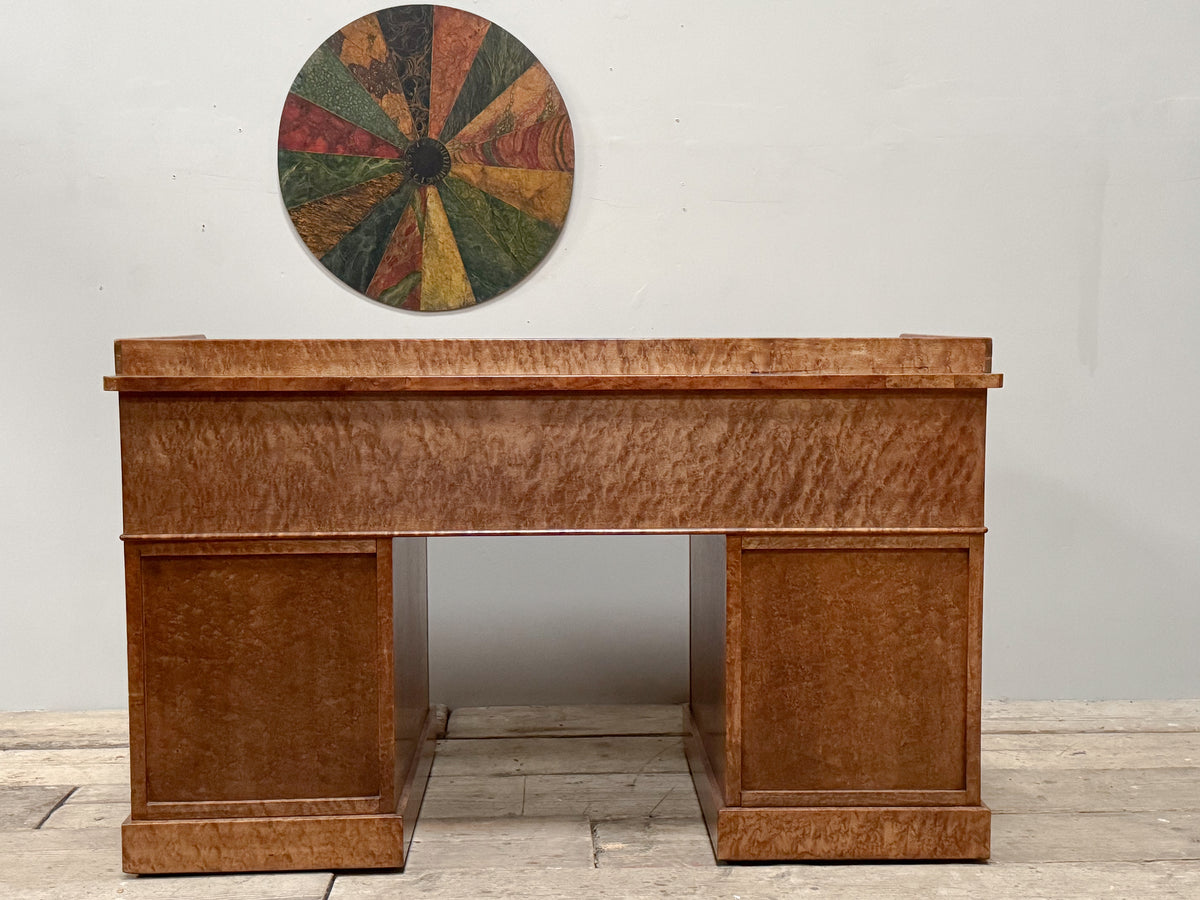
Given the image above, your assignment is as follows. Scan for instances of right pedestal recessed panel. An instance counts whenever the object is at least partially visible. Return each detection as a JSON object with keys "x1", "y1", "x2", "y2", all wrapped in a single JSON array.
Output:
[{"x1": 738, "y1": 537, "x2": 975, "y2": 802}]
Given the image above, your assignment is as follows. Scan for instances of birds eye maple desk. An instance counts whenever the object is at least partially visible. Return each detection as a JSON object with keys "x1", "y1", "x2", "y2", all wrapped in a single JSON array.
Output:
[{"x1": 104, "y1": 336, "x2": 1001, "y2": 874}]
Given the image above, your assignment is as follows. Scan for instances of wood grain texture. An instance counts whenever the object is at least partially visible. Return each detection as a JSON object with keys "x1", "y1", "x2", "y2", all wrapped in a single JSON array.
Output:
[
  {"x1": 446, "y1": 705, "x2": 684, "y2": 739},
  {"x1": 0, "y1": 748, "x2": 129, "y2": 787},
  {"x1": 592, "y1": 817, "x2": 715, "y2": 868},
  {"x1": 687, "y1": 535, "x2": 726, "y2": 804},
  {"x1": 683, "y1": 707, "x2": 723, "y2": 862},
  {"x1": 103, "y1": 373, "x2": 1002, "y2": 392},
  {"x1": 715, "y1": 806, "x2": 991, "y2": 861},
  {"x1": 106, "y1": 337, "x2": 999, "y2": 870},
  {"x1": 0, "y1": 786, "x2": 75, "y2": 830},
  {"x1": 111, "y1": 337, "x2": 995, "y2": 377},
  {"x1": 982, "y1": 699, "x2": 1200, "y2": 734},
  {"x1": 397, "y1": 711, "x2": 438, "y2": 860},
  {"x1": 0, "y1": 710, "x2": 128, "y2": 751},
  {"x1": 430, "y1": 737, "x2": 688, "y2": 777},
  {"x1": 327, "y1": 864, "x2": 1200, "y2": 900},
  {"x1": 405, "y1": 816, "x2": 596, "y2": 870},
  {"x1": 738, "y1": 537, "x2": 973, "y2": 796},
  {"x1": 391, "y1": 537, "x2": 429, "y2": 816},
  {"x1": 121, "y1": 813, "x2": 404, "y2": 874},
  {"x1": 985, "y1": 766, "x2": 1200, "y2": 814},
  {"x1": 723, "y1": 538, "x2": 744, "y2": 805},
  {"x1": 116, "y1": 391, "x2": 987, "y2": 537},
  {"x1": 126, "y1": 541, "x2": 395, "y2": 820}
]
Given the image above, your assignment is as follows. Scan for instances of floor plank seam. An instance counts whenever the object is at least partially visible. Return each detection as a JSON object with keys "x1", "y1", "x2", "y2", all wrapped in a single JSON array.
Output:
[
  {"x1": 1, "y1": 742, "x2": 132, "y2": 751},
  {"x1": 440, "y1": 733, "x2": 685, "y2": 740},
  {"x1": 1025, "y1": 857, "x2": 1200, "y2": 865},
  {"x1": 986, "y1": 730, "x2": 1200, "y2": 736},
  {"x1": 33, "y1": 786, "x2": 77, "y2": 829},
  {"x1": 320, "y1": 872, "x2": 335, "y2": 900},
  {"x1": 992, "y1": 809, "x2": 1200, "y2": 815}
]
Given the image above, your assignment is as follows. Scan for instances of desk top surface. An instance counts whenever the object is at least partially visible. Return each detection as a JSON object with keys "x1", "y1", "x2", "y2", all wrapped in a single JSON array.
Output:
[{"x1": 106, "y1": 337, "x2": 1000, "y2": 393}]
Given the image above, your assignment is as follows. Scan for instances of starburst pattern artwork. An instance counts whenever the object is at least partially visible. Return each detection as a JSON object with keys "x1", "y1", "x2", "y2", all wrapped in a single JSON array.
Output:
[{"x1": 278, "y1": 6, "x2": 574, "y2": 311}]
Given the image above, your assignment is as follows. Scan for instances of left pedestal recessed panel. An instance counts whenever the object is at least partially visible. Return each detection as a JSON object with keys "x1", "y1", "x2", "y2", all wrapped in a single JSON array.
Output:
[{"x1": 125, "y1": 540, "x2": 396, "y2": 821}]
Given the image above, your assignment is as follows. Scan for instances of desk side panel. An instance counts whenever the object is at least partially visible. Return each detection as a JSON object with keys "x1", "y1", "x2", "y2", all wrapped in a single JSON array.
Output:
[
  {"x1": 392, "y1": 537, "x2": 431, "y2": 815},
  {"x1": 688, "y1": 535, "x2": 728, "y2": 797},
  {"x1": 118, "y1": 391, "x2": 987, "y2": 536}
]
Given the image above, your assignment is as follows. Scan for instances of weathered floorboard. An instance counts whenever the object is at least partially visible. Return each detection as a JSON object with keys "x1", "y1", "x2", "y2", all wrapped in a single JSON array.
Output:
[
  {"x1": 0, "y1": 748, "x2": 130, "y2": 786},
  {"x1": 983, "y1": 733, "x2": 1200, "y2": 769},
  {"x1": 523, "y1": 773, "x2": 702, "y2": 820},
  {"x1": 430, "y1": 737, "x2": 688, "y2": 777},
  {"x1": 407, "y1": 816, "x2": 596, "y2": 870},
  {"x1": 40, "y1": 800, "x2": 130, "y2": 830},
  {"x1": 4, "y1": 703, "x2": 1200, "y2": 897},
  {"x1": 328, "y1": 861, "x2": 1200, "y2": 899},
  {"x1": 419, "y1": 775, "x2": 526, "y2": 819},
  {"x1": 985, "y1": 766, "x2": 1200, "y2": 813},
  {"x1": 592, "y1": 817, "x2": 714, "y2": 868},
  {"x1": 66, "y1": 784, "x2": 131, "y2": 804},
  {"x1": 0, "y1": 785, "x2": 75, "y2": 830},
  {"x1": 0, "y1": 710, "x2": 129, "y2": 750},
  {"x1": 991, "y1": 811, "x2": 1200, "y2": 863},
  {"x1": 447, "y1": 705, "x2": 685, "y2": 739},
  {"x1": 0, "y1": 828, "x2": 331, "y2": 899},
  {"x1": 983, "y1": 700, "x2": 1200, "y2": 734}
]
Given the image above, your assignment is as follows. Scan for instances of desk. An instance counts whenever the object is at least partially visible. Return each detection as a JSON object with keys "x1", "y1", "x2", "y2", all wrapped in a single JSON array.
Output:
[{"x1": 105, "y1": 337, "x2": 1001, "y2": 873}]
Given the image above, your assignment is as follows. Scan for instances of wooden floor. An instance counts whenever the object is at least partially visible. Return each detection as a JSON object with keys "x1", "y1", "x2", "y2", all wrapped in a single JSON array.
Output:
[{"x1": 2, "y1": 702, "x2": 1199, "y2": 898}]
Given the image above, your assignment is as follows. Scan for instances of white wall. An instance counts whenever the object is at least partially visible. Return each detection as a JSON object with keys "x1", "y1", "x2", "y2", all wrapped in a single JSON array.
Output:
[{"x1": 2, "y1": 1, "x2": 1198, "y2": 709}]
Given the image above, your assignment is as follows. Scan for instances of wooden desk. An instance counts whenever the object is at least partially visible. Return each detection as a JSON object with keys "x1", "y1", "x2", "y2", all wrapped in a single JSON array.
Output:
[{"x1": 105, "y1": 337, "x2": 1001, "y2": 873}]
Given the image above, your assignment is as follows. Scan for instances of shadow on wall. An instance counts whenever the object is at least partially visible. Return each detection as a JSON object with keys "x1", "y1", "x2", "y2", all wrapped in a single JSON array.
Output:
[
  {"x1": 985, "y1": 467, "x2": 1200, "y2": 700},
  {"x1": 427, "y1": 535, "x2": 690, "y2": 708}
]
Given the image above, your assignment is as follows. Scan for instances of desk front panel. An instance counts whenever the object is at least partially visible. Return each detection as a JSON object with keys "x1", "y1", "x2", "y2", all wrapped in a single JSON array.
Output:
[
  {"x1": 118, "y1": 389, "x2": 987, "y2": 538},
  {"x1": 124, "y1": 539, "x2": 399, "y2": 821}
]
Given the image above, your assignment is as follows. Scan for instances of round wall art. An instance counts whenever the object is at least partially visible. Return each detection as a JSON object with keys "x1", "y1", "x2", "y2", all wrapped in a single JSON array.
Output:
[{"x1": 278, "y1": 6, "x2": 574, "y2": 311}]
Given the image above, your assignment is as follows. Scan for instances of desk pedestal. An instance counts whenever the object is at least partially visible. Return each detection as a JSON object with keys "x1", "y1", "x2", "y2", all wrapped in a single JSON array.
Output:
[
  {"x1": 686, "y1": 534, "x2": 989, "y2": 861},
  {"x1": 119, "y1": 531, "x2": 988, "y2": 871},
  {"x1": 120, "y1": 538, "x2": 435, "y2": 873}
]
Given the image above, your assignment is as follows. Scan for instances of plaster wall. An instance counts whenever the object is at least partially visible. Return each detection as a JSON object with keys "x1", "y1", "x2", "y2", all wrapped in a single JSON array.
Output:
[{"x1": 2, "y1": 1, "x2": 1199, "y2": 707}]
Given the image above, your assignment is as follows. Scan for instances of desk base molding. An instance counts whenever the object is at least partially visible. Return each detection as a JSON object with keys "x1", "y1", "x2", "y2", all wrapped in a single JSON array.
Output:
[
  {"x1": 121, "y1": 813, "x2": 405, "y2": 874},
  {"x1": 685, "y1": 707, "x2": 989, "y2": 861},
  {"x1": 715, "y1": 806, "x2": 991, "y2": 861}
]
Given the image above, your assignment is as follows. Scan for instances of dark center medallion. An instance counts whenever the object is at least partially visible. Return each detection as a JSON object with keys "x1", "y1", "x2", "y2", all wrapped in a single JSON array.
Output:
[{"x1": 403, "y1": 137, "x2": 452, "y2": 186}]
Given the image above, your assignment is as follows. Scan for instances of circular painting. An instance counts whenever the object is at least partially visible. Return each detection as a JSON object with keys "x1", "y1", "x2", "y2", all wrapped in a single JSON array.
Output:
[{"x1": 278, "y1": 5, "x2": 574, "y2": 311}]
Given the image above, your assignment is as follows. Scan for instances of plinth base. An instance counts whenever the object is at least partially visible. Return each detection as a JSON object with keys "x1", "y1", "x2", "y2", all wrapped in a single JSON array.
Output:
[
  {"x1": 684, "y1": 709, "x2": 990, "y2": 862},
  {"x1": 122, "y1": 813, "x2": 405, "y2": 874},
  {"x1": 714, "y1": 805, "x2": 991, "y2": 861}
]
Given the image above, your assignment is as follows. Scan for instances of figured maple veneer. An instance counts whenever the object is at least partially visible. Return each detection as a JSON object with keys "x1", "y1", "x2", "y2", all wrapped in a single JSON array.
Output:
[
  {"x1": 111, "y1": 337, "x2": 992, "y2": 377},
  {"x1": 116, "y1": 391, "x2": 987, "y2": 538},
  {"x1": 122, "y1": 538, "x2": 434, "y2": 872},
  {"x1": 737, "y1": 535, "x2": 981, "y2": 806},
  {"x1": 122, "y1": 814, "x2": 406, "y2": 874},
  {"x1": 107, "y1": 337, "x2": 999, "y2": 871},
  {"x1": 128, "y1": 541, "x2": 388, "y2": 818},
  {"x1": 688, "y1": 536, "x2": 729, "y2": 799},
  {"x1": 715, "y1": 806, "x2": 991, "y2": 861},
  {"x1": 686, "y1": 533, "x2": 989, "y2": 861}
]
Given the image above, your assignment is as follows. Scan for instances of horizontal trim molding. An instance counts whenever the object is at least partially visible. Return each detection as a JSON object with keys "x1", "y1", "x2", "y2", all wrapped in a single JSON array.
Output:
[
  {"x1": 105, "y1": 373, "x2": 1002, "y2": 393},
  {"x1": 121, "y1": 527, "x2": 990, "y2": 542}
]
